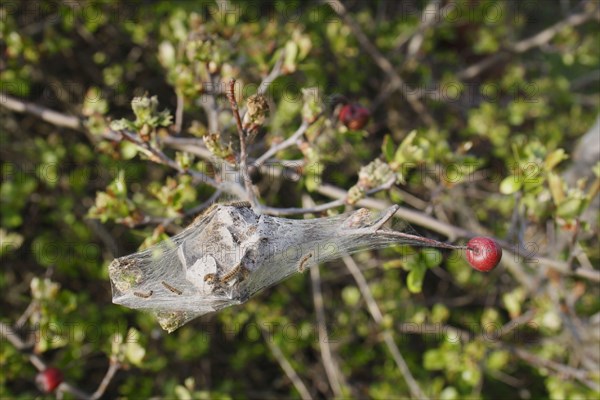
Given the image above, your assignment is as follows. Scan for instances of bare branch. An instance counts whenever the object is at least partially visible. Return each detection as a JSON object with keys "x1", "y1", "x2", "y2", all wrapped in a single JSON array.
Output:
[
  {"x1": 309, "y1": 257, "x2": 347, "y2": 397},
  {"x1": 257, "y1": 50, "x2": 286, "y2": 97},
  {"x1": 261, "y1": 177, "x2": 396, "y2": 216},
  {"x1": 324, "y1": 0, "x2": 437, "y2": 127},
  {"x1": 0, "y1": 321, "x2": 95, "y2": 400},
  {"x1": 509, "y1": 346, "x2": 600, "y2": 391},
  {"x1": 202, "y1": 63, "x2": 221, "y2": 133},
  {"x1": 239, "y1": 49, "x2": 286, "y2": 121},
  {"x1": 392, "y1": 0, "x2": 448, "y2": 55},
  {"x1": 259, "y1": 322, "x2": 313, "y2": 400},
  {"x1": 457, "y1": 7, "x2": 597, "y2": 81},
  {"x1": 254, "y1": 120, "x2": 310, "y2": 168},
  {"x1": 1, "y1": 94, "x2": 83, "y2": 131},
  {"x1": 342, "y1": 255, "x2": 430, "y2": 399},
  {"x1": 227, "y1": 79, "x2": 257, "y2": 207},
  {"x1": 294, "y1": 182, "x2": 600, "y2": 282},
  {"x1": 173, "y1": 90, "x2": 184, "y2": 135},
  {"x1": 90, "y1": 359, "x2": 121, "y2": 400}
]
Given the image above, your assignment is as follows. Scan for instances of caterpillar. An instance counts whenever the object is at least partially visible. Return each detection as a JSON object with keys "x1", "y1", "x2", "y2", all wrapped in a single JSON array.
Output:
[
  {"x1": 162, "y1": 281, "x2": 183, "y2": 295},
  {"x1": 297, "y1": 252, "x2": 314, "y2": 273},
  {"x1": 133, "y1": 290, "x2": 153, "y2": 298}
]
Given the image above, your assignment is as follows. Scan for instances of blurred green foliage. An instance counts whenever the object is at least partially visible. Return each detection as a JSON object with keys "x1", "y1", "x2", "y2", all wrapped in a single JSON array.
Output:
[{"x1": 1, "y1": 1, "x2": 599, "y2": 399}]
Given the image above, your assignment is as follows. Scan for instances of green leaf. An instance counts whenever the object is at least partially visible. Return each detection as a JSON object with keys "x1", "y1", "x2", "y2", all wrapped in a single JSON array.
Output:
[
  {"x1": 440, "y1": 387, "x2": 460, "y2": 400},
  {"x1": 123, "y1": 328, "x2": 146, "y2": 367},
  {"x1": 544, "y1": 148, "x2": 568, "y2": 171},
  {"x1": 423, "y1": 349, "x2": 445, "y2": 370},
  {"x1": 556, "y1": 197, "x2": 588, "y2": 219},
  {"x1": 108, "y1": 170, "x2": 128, "y2": 198},
  {"x1": 407, "y1": 263, "x2": 427, "y2": 293},
  {"x1": 342, "y1": 286, "x2": 361, "y2": 306},
  {"x1": 593, "y1": 161, "x2": 600, "y2": 178},
  {"x1": 422, "y1": 248, "x2": 442, "y2": 268},
  {"x1": 381, "y1": 134, "x2": 395, "y2": 163},
  {"x1": 393, "y1": 130, "x2": 419, "y2": 166},
  {"x1": 499, "y1": 175, "x2": 522, "y2": 194},
  {"x1": 502, "y1": 288, "x2": 525, "y2": 318},
  {"x1": 0, "y1": 229, "x2": 24, "y2": 256},
  {"x1": 120, "y1": 141, "x2": 139, "y2": 160},
  {"x1": 284, "y1": 40, "x2": 299, "y2": 73},
  {"x1": 486, "y1": 350, "x2": 509, "y2": 371},
  {"x1": 547, "y1": 172, "x2": 565, "y2": 205}
]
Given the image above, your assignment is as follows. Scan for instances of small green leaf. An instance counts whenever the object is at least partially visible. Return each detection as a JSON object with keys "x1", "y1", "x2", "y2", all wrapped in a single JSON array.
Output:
[
  {"x1": 382, "y1": 134, "x2": 395, "y2": 163},
  {"x1": 284, "y1": 41, "x2": 298, "y2": 73},
  {"x1": 556, "y1": 197, "x2": 588, "y2": 219},
  {"x1": 0, "y1": 229, "x2": 24, "y2": 256},
  {"x1": 544, "y1": 148, "x2": 568, "y2": 171},
  {"x1": 110, "y1": 118, "x2": 133, "y2": 131},
  {"x1": 123, "y1": 328, "x2": 146, "y2": 367},
  {"x1": 547, "y1": 172, "x2": 565, "y2": 205},
  {"x1": 341, "y1": 286, "x2": 361, "y2": 306},
  {"x1": 499, "y1": 175, "x2": 522, "y2": 194},
  {"x1": 120, "y1": 141, "x2": 139, "y2": 160},
  {"x1": 421, "y1": 248, "x2": 442, "y2": 268},
  {"x1": 593, "y1": 161, "x2": 600, "y2": 178},
  {"x1": 486, "y1": 350, "x2": 509, "y2": 371},
  {"x1": 423, "y1": 349, "x2": 445, "y2": 370},
  {"x1": 382, "y1": 259, "x2": 404, "y2": 270},
  {"x1": 502, "y1": 288, "x2": 525, "y2": 318},
  {"x1": 440, "y1": 387, "x2": 459, "y2": 400},
  {"x1": 407, "y1": 263, "x2": 427, "y2": 293},
  {"x1": 393, "y1": 130, "x2": 418, "y2": 166}
]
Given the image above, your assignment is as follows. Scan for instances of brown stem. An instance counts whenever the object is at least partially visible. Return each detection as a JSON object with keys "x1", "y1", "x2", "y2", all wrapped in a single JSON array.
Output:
[{"x1": 227, "y1": 79, "x2": 257, "y2": 207}]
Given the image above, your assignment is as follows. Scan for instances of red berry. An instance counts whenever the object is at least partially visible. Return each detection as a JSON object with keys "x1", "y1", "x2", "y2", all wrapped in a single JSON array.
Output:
[
  {"x1": 36, "y1": 367, "x2": 63, "y2": 393},
  {"x1": 466, "y1": 237, "x2": 502, "y2": 272},
  {"x1": 339, "y1": 104, "x2": 370, "y2": 130}
]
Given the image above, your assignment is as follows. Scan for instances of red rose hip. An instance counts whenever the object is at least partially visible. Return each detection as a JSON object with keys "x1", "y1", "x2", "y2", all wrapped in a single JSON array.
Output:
[
  {"x1": 339, "y1": 104, "x2": 370, "y2": 130},
  {"x1": 466, "y1": 237, "x2": 502, "y2": 272},
  {"x1": 36, "y1": 367, "x2": 63, "y2": 393}
]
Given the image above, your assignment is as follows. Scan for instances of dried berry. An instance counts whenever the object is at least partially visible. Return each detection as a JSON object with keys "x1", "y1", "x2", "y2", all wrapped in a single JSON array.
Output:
[{"x1": 339, "y1": 104, "x2": 370, "y2": 130}]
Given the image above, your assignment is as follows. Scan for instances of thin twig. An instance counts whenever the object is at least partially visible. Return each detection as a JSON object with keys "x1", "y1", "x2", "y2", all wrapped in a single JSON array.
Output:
[
  {"x1": 120, "y1": 129, "x2": 223, "y2": 190},
  {"x1": 309, "y1": 259, "x2": 346, "y2": 397},
  {"x1": 15, "y1": 301, "x2": 38, "y2": 328},
  {"x1": 239, "y1": 49, "x2": 286, "y2": 121},
  {"x1": 342, "y1": 256, "x2": 430, "y2": 399},
  {"x1": 1, "y1": 94, "x2": 83, "y2": 131},
  {"x1": 376, "y1": 5, "x2": 598, "y2": 105},
  {"x1": 392, "y1": 0, "x2": 447, "y2": 55},
  {"x1": 405, "y1": 0, "x2": 443, "y2": 59},
  {"x1": 90, "y1": 359, "x2": 121, "y2": 400},
  {"x1": 163, "y1": 135, "x2": 304, "y2": 181},
  {"x1": 261, "y1": 176, "x2": 396, "y2": 216},
  {"x1": 303, "y1": 192, "x2": 348, "y2": 397},
  {"x1": 374, "y1": 229, "x2": 466, "y2": 250},
  {"x1": 253, "y1": 120, "x2": 310, "y2": 168},
  {"x1": 263, "y1": 181, "x2": 600, "y2": 282},
  {"x1": 227, "y1": 79, "x2": 246, "y2": 140},
  {"x1": 257, "y1": 50, "x2": 286, "y2": 97},
  {"x1": 324, "y1": 0, "x2": 436, "y2": 127},
  {"x1": 509, "y1": 346, "x2": 600, "y2": 391},
  {"x1": 227, "y1": 79, "x2": 257, "y2": 207},
  {"x1": 456, "y1": 7, "x2": 597, "y2": 81},
  {"x1": 259, "y1": 322, "x2": 313, "y2": 400},
  {"x1": 0, "y1": 321, "x2": 94, "y2": 400},
  {"x1": 173, "y1": 90, "x2": 184, "y2": 135},
  {"x1": 134, "y1": 189, "x2": 223, "y2": 230},
  {"x1": 202, "y1": 63, "x2": 220, "y2": 132},
  {"x1": 1, "y1": 94, "x2": 234, "y2": 194}
]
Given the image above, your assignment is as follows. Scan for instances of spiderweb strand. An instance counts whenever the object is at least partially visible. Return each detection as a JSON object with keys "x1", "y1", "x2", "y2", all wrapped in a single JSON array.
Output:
[{"x1": 108, "y1": 203, "x2": 464, "y2": 332}]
